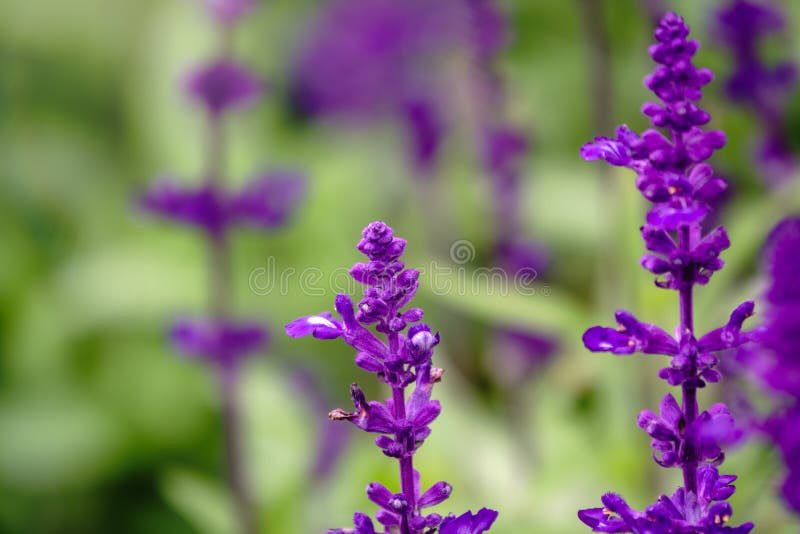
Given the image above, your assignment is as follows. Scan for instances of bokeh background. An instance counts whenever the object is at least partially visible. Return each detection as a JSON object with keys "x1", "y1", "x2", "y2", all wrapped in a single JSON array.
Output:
[{"x1": 2, "y1": 0, "x2": 800, "y2": 532}]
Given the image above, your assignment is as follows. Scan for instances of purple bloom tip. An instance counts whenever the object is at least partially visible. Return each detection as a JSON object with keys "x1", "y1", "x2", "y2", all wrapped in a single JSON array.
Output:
[{"x1": 185, "y1": 59, "x2": 263, "y2": 115}]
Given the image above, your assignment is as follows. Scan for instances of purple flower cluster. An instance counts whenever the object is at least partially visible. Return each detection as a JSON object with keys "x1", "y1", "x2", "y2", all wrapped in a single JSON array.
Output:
[
  {"x1": 754, "y1": 218, "x2": 800, "y2": 513},
  {"x1": 290, "y1": 0, "x2": 504, "y2": 179},
  {"x1": 712, "y1": 0, "x2": 797, "y2": 184},
  {"x1": 579, "y1": 13, "x2": 754, "y2": 533},
  {"x1": 287, "y1": 222, "x2": 497, "y2": 534}
]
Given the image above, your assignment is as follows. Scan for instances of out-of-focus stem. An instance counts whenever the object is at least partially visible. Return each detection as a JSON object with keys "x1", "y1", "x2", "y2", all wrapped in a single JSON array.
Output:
[{"x1": 205, "y1": 78, "x2": 256, "y2": 534}]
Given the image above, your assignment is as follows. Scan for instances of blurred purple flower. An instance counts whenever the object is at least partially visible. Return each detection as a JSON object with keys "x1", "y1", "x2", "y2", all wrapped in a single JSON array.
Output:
[
  {"x1": 171, "y1": 318, "x2": 267, "y2": 369},
  {"x1": 140, "y1": 172, "x2": 305, "y2": 234},
  {"x1": 712, "y1": 0, "x2": 798, "y2": 184},
  {"x1": 482, "y1": 126, "x2": 530, "y2": 244},
  {"x1": 490, "y1": 328, "x2": 558, "y2": 388},
  {"x1": 140, "y1": 179, "x2": 226, "y2": 234},
  {"x1": 230, "y1": 171, "x2": 306, "y2": 229},
  {"x1": 185, "y1": 59, "x2": 264, "y2": 116},
  {"x1": 403, "y1": 99, "x2": 445, "y2": 178},
  {"x1": 290, "y1": 0, "x2": 505, "y2": 177},
  {"x1": 754, "y1": 217, "x2": 800, "y2": 513}
]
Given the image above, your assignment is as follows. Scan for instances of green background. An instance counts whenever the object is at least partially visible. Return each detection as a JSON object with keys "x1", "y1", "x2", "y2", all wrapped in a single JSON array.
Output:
[{"x1": 2, "y1": 0, "x2": 800, "y2": 532}]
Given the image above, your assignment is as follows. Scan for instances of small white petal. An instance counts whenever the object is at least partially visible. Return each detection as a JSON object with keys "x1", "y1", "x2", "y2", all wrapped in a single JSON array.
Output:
[{"x1": 307, "y1": 315, "x2": 335, "y2": 328}]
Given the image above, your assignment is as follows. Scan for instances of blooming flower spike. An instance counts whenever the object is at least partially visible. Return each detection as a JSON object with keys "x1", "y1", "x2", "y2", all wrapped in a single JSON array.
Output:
[
  {"x1": 578, "y1": 12, "x2": 754, "y2": 533},
  {"x1": 287, "y1": 222, "x2": 497, "y2": 533}
]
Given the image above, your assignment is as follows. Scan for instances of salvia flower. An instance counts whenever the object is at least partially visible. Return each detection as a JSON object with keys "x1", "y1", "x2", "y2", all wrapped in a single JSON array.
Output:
[
  {"x1": 170, "y1": 317, "x2": 267, "y2": 370},
  {"x1": 185, "y1": 58, "x2": 264, "y2": 116},
  {"x1": 141, "y1": 172, "x2": 305, "y2": 235},
  {"x1": 579, "y1": 466, "x2": 750, "y2": 534},
  {"x1": 578, "y1": 12, "x2": 754, "y2": 533},
  {"x1": 712, "y1": 0, "x2": 798, "y2": 184},
  {"x1": 286, "y1": 222, "x2": 497, "y2": 534},
  {"x1": 439, "y1": 509, "x2": 499, "y2": 534},
  {"x1": 754, "y1": 217, "x2": 800, "y2": 513}
]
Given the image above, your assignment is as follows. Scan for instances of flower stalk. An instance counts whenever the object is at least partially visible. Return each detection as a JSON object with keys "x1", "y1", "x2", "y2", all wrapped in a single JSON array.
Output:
[
  {"x1": 287, "y1": 222, "x2": 497, "y2": 534},
  {"x1": 577, "y1": 12, "x2": 756, "y2": 533}
]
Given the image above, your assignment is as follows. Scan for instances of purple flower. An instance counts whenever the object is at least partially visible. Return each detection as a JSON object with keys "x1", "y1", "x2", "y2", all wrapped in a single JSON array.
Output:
[
  {"x1": 764, "y1": 406, "x2": 800, "y2": 513},
  {"x1": 286, "y1": 222, "x2": 495, "y2": 533},
  {"x1": 638, "y1": 394, "x2": 739, "y2": 468},
  {"x1": 185, "y1": 59, "x2": 263, "y2": 116},
  {"x1": 583, "y1": 310, "x2": 678, "y2": 356},
  {"x1": 402, "y1": 98, "x2": 445, "y2": 178},
  {"x1": 285, "y1": 312, "x2": 344, "y2": 340},
  {"x1": 755, "y1": 217, "x2": 800, "y2": 513},
  {"x1": 580, "y1": 125, "x2": 637, "y2": 167},
  {"x1": 140, "y1": 179, "x2": 227, "y2": 234},
  {"x1": 489, "y1": 328, "x2": 558, "y2": 388},
  {"x1": 712, "y1": 0, "x2": 798, "y2": 184},
  {"x1": 229, "y1": 171, "x2": 306, "y2": 229},
  {"x1": 579, "y1": 12, "x2": 753, "y2": 531},
  {"x1": 763, "y1": 217, "x2": 800, "y2": 306},
  {"x1": 170, "y1": 317, "x2": 267, "y2": 369},
  {"x1": 290, "y1": 0, "x2": 480, "y2": 119},
  {"x1": 439, "y1": 508, "x2": 499, "y2": 534},
  {"x1": 290, "y1": 0, "x2": 506, "y2": 178},
  {"x1": 326, "y1": 512, "x2": 377, "y2": 534},
  {"x1": 481, "y1": 126, "x2": 550, "y2": 276},
  {"x1": 640, "y1": 223, "x2": 730, "y2": 289},
  {"x1": 204, "y1": 0, "x2": 256, "y2": 26},
  {"x1": 579, "y1": 468, "x2": 754, "y2": 533},
  {"x1": 755, "y1": 218, "x2": 800, "y2": 398},
  {"x1": 140, "y1": 172, "x2": 304, "y2": 234}
]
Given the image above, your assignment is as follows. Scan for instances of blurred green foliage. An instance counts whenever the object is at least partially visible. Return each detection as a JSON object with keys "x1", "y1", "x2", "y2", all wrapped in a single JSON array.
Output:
[{"x1": 2, "y1": 0, "x2": 800, "y2": 532}]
